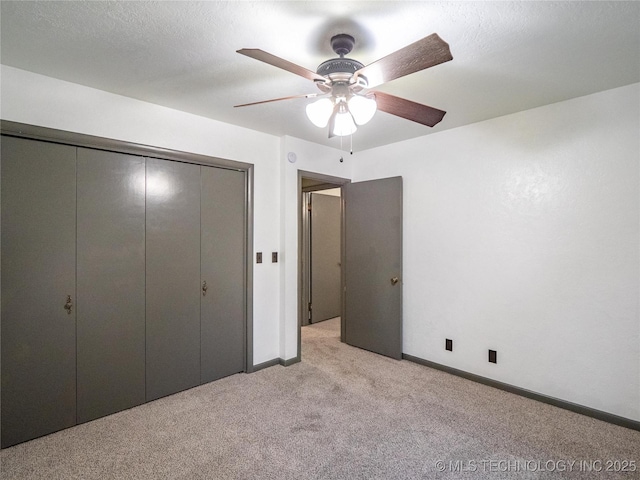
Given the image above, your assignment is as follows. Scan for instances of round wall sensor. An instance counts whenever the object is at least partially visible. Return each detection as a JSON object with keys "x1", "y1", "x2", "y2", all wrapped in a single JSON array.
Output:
[{"x1": 287, "y1": 152, "x2": 297, "y2": 163}]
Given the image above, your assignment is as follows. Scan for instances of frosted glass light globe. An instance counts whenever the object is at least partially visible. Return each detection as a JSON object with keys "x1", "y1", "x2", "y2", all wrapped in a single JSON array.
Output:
[
  {"x1": 348, "y1": 94, "x2": 377, "y2": 125},
  {"x1": 332, "y1": 111, "x2": 357, "y2": 137},
  {"x1": 305, "y1": 98, "x2": 334, "y2": 128}
]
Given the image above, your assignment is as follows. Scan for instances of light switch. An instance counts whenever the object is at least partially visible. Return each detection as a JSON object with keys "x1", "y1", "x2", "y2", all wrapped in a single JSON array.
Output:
[{"x1": 256, "y1": 252, "x2": 262, "y2": 264}]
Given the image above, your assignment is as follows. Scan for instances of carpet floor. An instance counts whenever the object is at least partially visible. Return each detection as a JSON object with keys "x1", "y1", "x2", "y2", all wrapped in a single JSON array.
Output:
[{"x1": 1, "y1": 317, "x2": 638, "y2": 479}]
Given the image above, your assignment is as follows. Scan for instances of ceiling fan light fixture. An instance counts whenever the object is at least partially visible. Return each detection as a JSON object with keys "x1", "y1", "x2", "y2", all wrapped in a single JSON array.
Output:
[
  {"x1": 348, "y1": 94, "x2": 377, "y2": 126},
  {"x1": 237, "y1": 32, "x2": 452, "y2": 138},
  {"x1": 305, "y1": 97, "x2": 334, "y2": 128}
]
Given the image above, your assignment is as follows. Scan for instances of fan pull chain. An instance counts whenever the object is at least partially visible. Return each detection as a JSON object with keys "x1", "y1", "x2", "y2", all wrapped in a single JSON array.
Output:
[{"x1": 338, "y1": 133, "x2": 354, "y2": 162}]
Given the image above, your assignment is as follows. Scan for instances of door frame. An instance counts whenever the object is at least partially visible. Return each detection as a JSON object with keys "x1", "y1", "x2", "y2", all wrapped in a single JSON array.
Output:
[
  {"x1": 0, "y1": 120, "x2": 256, "y2": 374},
  {"x1": 297, "y1": 170, "x2": 350, "y2": 358}
]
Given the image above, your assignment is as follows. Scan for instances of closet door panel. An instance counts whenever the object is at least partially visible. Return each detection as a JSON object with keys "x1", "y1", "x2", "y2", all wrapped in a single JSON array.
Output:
[
  {"x1": 1, "y1": 137, "x2": 77, "y2": 448},
  {"x1": 200, "y1": 167, "x2": 246, "y2": 383},
  {"x1": 146, "y1": 158, "x2": 201, "y2": 401},
  {"x1": 76, "y1": 149, "x2": 146, "y2": 423}
]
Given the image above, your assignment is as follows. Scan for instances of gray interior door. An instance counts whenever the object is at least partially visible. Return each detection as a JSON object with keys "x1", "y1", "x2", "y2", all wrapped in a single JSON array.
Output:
[
  {"x1": 76, "y1": 149, "x2": 146, "y2": 423},
  {"x1": 200, "y1": 167, "x2": 246, "y2": 383},
  {"x1": 310, "y1": 192, "x2": 341, "y2": 323},
  {"x1": 344, "y1": 177, "x2": 403, "y2": 359},
  {"x1": 1, "y1": 137, "x2": 77, "y2": 447},
  {"x1": 145, "y1": 158, "x2": 201, "y2": 401}
]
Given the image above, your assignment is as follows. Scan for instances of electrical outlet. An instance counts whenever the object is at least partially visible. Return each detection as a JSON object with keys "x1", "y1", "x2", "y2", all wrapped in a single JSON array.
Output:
[
  {"x1": 272, "y1": 252, "x2": 278, "y2": 263},
  {"x1": 445, "y1": 339, "x2": 453, "y2": 351},
  {"x1": 489, "y1": 349, "x2": 497, "y2": 364},
  {"x1": 256, "y1": 252, "x2": 262, "y2": 264}
]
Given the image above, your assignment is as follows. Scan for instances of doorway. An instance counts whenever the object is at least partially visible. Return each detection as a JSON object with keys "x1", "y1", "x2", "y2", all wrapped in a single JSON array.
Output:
[
  {"x1": 297, "y1": 171, "x2": 404, "y2": 362},
  {"x1": 298, "y1": 171, "x2": 350, "y2": 356},
  {"x1": 303, "y1": 188, "x2": 341, "y2": 326}
]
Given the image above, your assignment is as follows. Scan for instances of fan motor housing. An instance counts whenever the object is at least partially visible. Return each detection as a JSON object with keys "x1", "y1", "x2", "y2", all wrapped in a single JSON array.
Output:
[
  {"x1": 315, "y1": 58, "x2": 368, "y2": 93},
  {"x1": 314, "y1": 34, "x2": 369, "y2": 93},
  {"x1": 316, "y1": 58, "x2": 364, "y2": 77}
]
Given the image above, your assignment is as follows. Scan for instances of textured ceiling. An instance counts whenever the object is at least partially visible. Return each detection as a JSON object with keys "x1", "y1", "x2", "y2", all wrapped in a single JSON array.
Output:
[{"x1": 1, "y1": 1, "x2": 639, "y2": 151}]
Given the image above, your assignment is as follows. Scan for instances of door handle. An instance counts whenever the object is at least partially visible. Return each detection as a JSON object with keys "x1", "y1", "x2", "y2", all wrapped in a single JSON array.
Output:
[
  {"x1": 202, "y1": 281, "x2": 208, "y2": 296},
  {"x1": 390, "y1": 277, "x2": 399, "y2": 286},
  {"x1": 64, "y1": 295, "x2": 73, "y2": 314}
]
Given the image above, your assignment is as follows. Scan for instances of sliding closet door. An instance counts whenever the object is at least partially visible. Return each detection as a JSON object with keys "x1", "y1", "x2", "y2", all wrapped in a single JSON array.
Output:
[
  {"x1": 146, "y1": 158, "x2": 201, "y2": 401},
  {"x1": 76, "y1": 149, "x2": 146, "y2": 423},
  {"x1": 1, "y1": 137, "x2": 77, "y2": 448},
  {"x1": 200, "y1": 167, "x2": 246, "y2": 383}
]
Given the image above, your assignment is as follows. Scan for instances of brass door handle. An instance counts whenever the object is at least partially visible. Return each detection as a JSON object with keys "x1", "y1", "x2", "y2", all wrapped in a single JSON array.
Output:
[
  {"x1": 64, "y1": 295, "x2": 73, "y2": 314},
  {"x1": 390, "y1": 277, "x2": 399, "y2": 286},
  {"x1": 202, "y1": 281, "x2": 208, "y2": 296}
]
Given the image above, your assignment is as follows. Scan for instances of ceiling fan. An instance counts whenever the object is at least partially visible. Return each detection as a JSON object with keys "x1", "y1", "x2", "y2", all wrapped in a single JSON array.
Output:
[{"x1": 235, "y1": 33, "x2": 453, "y2": 138}]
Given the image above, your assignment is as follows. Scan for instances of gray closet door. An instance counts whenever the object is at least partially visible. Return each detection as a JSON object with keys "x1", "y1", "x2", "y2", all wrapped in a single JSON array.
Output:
[
  {"x1": 310, "y1": 192, "x2": 341, "y2": 323},
  {"x1": 146, "y1": 158, "x2": 201, "y2": 401},
  {"x1": 200, "y1": 167, "x2": 246, "y2": 383},
  {"x1": 344, "y1": 177, "x2": 403, "y2": 360},
  {"x1": 76, "y1": 149, "x2": 146, "y2": 423},
  {"x1": 1, "y1": 137, "x2": 77, "y2": 447}
]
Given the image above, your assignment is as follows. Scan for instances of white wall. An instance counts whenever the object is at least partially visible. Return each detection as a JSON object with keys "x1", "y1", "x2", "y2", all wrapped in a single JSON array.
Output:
[
  {"x1": 0, "y1": 65, "x2": 282, "y2": 365},
  {"x1": 351, "y1": 83, "x2": 640, "y2": 421}
]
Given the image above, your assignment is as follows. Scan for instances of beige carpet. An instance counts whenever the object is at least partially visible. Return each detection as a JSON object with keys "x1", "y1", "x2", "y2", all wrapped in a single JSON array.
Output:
[{"x1": 1, "y1": 317, "x2": 638, "y2": 479}]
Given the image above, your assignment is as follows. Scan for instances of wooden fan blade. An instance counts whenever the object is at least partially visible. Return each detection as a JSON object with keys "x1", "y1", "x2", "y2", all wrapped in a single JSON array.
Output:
[
  {"x1": 234, "y1": 93, "x2": 321, "y2": 108},
  {"x1": 353, "y1": 33, "x2": 452, "y2": 88},
  {"x1": 373, "y1": 91, "x2": 446, "y2": 127},
  {"x1": 237, "y1": 49, "x2": 327, "y2": 83}
]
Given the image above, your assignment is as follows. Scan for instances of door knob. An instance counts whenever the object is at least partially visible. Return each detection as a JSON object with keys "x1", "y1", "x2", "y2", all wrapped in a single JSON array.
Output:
[
  {"x1": 202, "y1": 281, "x2": 208, "y2": 296},
  {"x1": 64, "y1": 295, "x2": 73, "y2": 314},
  {"x1": 390, "y1": 277, "x2": 399, "y2": 285}
]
